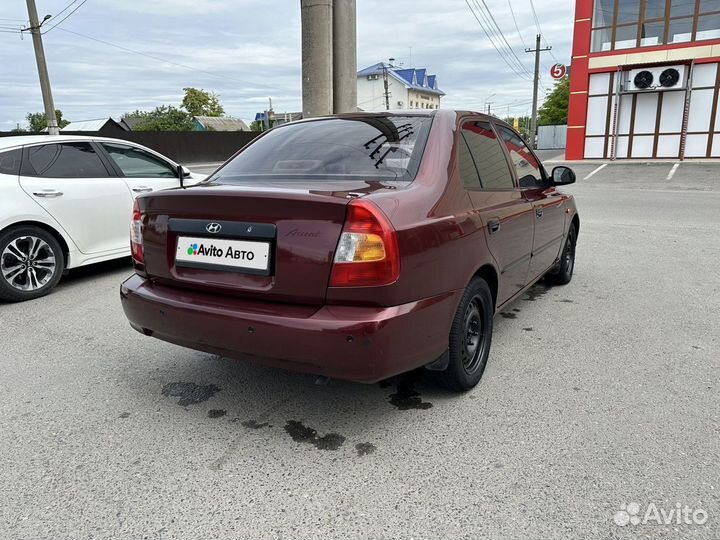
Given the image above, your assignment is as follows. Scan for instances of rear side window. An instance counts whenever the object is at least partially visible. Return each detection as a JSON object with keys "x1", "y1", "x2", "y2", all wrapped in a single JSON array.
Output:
[
  {"x1": 209, "y1": 116, "x2": 433, "y2": 183},
  {"x1": 496, "y1": 126, "x2": 545, "y2": 188},
  {"x1": 0, "y1": 149, "x2": 21, "y2": 176},
  {"x1": 457, "y1": 133, "x2": 481, "y2": 188},
  {"x1": 24, "y1": 142, "x2": 109, "y2": 178},
  {"x1": 461, "y1": 121, "x2": 514, "y2": 189},
  {"x1": 101, "y1": 143, "x2": 177, "y2": 178}
]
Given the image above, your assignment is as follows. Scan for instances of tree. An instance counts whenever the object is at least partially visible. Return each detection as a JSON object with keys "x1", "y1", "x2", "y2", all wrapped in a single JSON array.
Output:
[
  {"x1": 537, "y1": 77, "x2": 569, "y2": 126},
  {"x1": 181, "y1": 87, "x2": 224, "y2": 117},
  {"x1": 249, "y1": 118, "x2": 274, "y2": 132},
  {"x1": 502, "y1": 115, "x2": 532, "y2": 140},
  {"x1": 124, "y1": 106, "x2": 194, "y2": 131},
  {"x1": 26, "y1": 110, "x2": 70, "y2": 132}
]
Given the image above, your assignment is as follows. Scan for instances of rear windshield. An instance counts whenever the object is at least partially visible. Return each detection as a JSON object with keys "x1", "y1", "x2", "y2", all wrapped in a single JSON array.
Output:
[{"x1": 208, "y1": 115, "x2": 433, "y2": 183}]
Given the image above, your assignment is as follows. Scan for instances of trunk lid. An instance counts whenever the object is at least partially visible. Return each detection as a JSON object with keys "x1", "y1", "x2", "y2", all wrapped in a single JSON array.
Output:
[{"x1": 139, "y1": 181, "x2": 388, "y2": 305}]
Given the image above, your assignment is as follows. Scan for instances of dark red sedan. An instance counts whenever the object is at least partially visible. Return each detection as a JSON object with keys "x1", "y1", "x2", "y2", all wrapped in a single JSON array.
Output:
[{"x1": 121, "y1": 110, "x2": 578, "y2": 391}]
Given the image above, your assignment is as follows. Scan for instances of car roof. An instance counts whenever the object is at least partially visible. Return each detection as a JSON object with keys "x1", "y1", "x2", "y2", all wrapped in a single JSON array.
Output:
[
  {"x1": 0, "y1": 134, "x2": 142, "y2": 151},
  {"x1": 291, "y1": 109, "x2": 514, "y2": 130},
  {"x1": 0, "y1": 134, "x2": 180, "y2": 166}
]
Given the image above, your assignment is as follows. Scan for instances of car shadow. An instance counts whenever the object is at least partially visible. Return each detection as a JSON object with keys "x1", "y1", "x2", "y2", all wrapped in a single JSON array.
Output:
[
  {"x1": 112, "y1": 281, "x2": 552, "y2": 459},
  {"x1": 0, "y1": 257, "x2": 134, "y2": 304},
  {"x1": 115, "y1": 343, "x2": 467, "y2": 461},
  {"x1": 59, "y1": 256, "x2": 133, "y2": 285}
]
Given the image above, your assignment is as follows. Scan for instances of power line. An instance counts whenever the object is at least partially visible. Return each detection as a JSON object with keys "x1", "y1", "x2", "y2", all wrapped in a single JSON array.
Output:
[
  {"x1": 474, "y1": 0, "x2": 531, "y2": 76},
  {"x1": 527, "y1": 0, "x2": 560, "y2": 63},
  {"x1": 507, "y1": 0, "x2": 528, "y2": 50},
  {"x1": 53, "y1": 0, "x2": 81, "y2": 20},
  {"x1": 43, "y1": 0, "x2": 88, "y2": 34},
  {"x1": 492, "y1": 98, "x2": 534, "y2": 108},
  {"x1": 52, "y1": 27, "x2": 282, "y2": 92},
  {"x1": 465, "y1": 0, "x2": 529, "y2": 79},
  {"x1": 470, "y1": 0, "x2": 531, "y2": 78},
  {"x1": 464, "y1": 0, "x2": 531, "y2": 81}
]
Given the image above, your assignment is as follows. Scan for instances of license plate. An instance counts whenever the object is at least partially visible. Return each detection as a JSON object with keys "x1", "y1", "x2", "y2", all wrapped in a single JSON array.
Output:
[{"x1": 176, "y1": 236, "x2": 270, "y2": 273}]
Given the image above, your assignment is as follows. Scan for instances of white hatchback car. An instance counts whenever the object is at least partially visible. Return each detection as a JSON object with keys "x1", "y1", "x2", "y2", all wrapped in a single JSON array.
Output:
[{"x1": 0, "y1": 135, "x2": 206, "y2": 302}]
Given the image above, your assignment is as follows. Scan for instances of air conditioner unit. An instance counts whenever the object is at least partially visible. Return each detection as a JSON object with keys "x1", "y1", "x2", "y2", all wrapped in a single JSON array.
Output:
[{"x1": 625, "y1": 65, "x2": 687, "y2": 92}]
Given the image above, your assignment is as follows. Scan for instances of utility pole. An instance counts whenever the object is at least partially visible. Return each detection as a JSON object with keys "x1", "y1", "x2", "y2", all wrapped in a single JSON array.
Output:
[
  {"x1": 300, "y1": 0, "x2": 333, "y2": 117},
  {"x1": 25, "y1": 0, "x2": 59, "y2": 135},
  {"x1": 525, "y1": 34, "x2": 551, "y2": 148},
  {"x1": 382, "y1": 65, "x2": 390, "y2": 110},
  {"x1": 381, "y1": 60, "x2": 393, "y2": 111},
  {"x1": 332, "y1": 0, "x2": 357, "y2": 113},
  {"x1": 486, "y1": 102, "x2": 493, "y2": 115},
  {"x1": 265, "y1": 97, "x2": 275, "y2": 130}
]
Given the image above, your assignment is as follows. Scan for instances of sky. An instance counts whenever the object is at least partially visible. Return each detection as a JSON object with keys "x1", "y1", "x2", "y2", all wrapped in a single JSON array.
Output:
[{"x1": 0, "y1": 0, "x2": 576, "y2": 130}]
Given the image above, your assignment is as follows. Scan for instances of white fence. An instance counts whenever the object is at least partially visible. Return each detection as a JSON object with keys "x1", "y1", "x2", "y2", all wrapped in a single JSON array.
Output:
[{"x1": 537, "y1": 125, "x2": 567, "y2": 150}]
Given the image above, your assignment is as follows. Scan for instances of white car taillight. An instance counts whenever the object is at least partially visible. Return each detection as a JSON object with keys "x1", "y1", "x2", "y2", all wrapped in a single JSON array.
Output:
[{"x1": 130, "y1": 199, "x2": 144, "y2": 265}]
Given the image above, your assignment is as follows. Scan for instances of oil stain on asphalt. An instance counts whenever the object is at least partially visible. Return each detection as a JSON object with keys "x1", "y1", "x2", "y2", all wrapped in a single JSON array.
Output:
[
  {"x1": 388, "y1": 380, "x2": 433, "y2": 410},
  {"x1": 161, "y1": 382, "x2": 221, "y2": 406},
  {"x1": 500, "y1": 312, "x2": 517, "y2": 319},
  {"x1": 239, "y1": 420, "x2": 270, "y2": 429},
  {"x1": 524, "y1": 284, "x2": 549, "y2": 302},
  {"x1": 284, "y1": 420, "x2": 346, "y2": 450},
  {"x1": 208, "y1": 409, "x2": 226, "y2": 418},
  {"x1": 355, "y1": 443, "x2": 376, "y2": 456}
]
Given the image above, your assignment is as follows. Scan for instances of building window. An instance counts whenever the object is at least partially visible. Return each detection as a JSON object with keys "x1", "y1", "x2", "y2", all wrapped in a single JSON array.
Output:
[
  {"x1": 696, "y1": 12, "x2": 720, "y2": 40},
  {"x1": 590, "y1": 0, "x2": 720, "y2": 52}
]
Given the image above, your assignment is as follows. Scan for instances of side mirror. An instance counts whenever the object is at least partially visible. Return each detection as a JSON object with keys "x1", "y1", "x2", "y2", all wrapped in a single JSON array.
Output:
[
  {"x1": 552, "y1": 165, "x2": 576, "y2": 186},
  {"x1": 177, "y1": 165, "x2": 191, "y2": 188}
]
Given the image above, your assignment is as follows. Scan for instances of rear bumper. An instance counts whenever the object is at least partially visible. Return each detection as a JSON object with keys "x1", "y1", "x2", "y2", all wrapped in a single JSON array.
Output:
[{"x1": 120, "y1": 274, "x2": 461, "y2": 382}]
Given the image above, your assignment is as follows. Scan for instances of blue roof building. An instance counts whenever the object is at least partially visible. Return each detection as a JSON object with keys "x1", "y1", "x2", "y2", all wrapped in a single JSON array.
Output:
[{"x1": 356, "y1": 62, "x2": 444, "y2": 112}]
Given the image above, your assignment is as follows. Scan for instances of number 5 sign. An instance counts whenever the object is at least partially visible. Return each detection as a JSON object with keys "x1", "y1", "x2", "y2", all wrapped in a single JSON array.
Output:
[{"x1": 550, "y1": 63, "x2": 567, "y2": 79}]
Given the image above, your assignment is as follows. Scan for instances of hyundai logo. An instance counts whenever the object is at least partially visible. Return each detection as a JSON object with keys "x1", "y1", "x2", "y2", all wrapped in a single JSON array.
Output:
[{"x1": 206, "y1": 222, "x2": 222, "y2": 234}]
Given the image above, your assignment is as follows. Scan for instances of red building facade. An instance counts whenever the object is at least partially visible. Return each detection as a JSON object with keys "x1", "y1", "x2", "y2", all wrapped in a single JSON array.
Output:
[{"x1": 567, "y1": 0, "x2": 720, "y2": 159}]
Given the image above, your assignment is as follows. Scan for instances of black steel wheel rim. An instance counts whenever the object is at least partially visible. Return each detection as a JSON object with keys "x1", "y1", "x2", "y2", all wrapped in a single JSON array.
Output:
[
  {"x1": 564, "y1": 232, "x2": 575, "y2": 274},
  {"x1": 461, "y1": 295, "x2": 485, "y2": 373}
]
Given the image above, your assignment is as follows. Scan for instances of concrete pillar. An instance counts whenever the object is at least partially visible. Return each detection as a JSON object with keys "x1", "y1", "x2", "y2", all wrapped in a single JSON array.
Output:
[
  {"x1": 332, "y1": 0, "x2": 357, "y2": 113},
  {"x1": 301, "y1": 0, "x2": 333, "y2": 117}
]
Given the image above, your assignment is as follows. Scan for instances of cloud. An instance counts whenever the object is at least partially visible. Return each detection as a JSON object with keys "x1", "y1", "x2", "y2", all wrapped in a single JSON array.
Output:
[{"x1": 0, "y1": 0, "x2": 573, "y2": 127}]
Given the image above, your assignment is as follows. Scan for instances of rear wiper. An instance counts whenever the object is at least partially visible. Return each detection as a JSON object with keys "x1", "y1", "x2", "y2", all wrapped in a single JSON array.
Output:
[{"x1": 372, "y1": 132, "x2": 413, "y2": 168}]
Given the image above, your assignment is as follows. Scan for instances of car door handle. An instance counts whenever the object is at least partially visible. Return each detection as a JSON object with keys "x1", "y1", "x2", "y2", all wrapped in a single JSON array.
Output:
[
  {"x1": 535, "y1": 207, "x2": 544, "y2": 219},
  {"x1": 32, "y1": 190, "x2": 63, "y2": 198},
  {"x1": 132, "y1": 186, "x2": 153, "y2": 193},
  {"x1": 487, "y1": 218, "x2": 501, "y2": 234}
]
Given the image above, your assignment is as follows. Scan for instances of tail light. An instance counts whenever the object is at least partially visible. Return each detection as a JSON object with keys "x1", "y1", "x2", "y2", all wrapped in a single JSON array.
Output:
[
  {"x1": 130, "y1": 199, "x2": 144, "y2": 265},
  {"x1": 329, "y1": 200, "x2": 400, "y2": 287}
]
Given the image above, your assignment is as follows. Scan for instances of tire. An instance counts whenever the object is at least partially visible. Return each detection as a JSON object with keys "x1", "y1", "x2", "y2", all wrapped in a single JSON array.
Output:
[
  {"x1": 0, "y1": 226, "x2": 65, "y2": 302},
  {"x1": 546, "y1": 223, "x2": 577, "y2": 286},
  {"x1": 436, "y1": 277, "x2": 494, "y2": 392}
]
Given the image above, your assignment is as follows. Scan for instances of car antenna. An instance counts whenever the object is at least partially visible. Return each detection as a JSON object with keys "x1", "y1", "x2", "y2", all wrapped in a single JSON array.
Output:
[{"x1": 177, "y1": 164, "x2": 184, "y2": 188}]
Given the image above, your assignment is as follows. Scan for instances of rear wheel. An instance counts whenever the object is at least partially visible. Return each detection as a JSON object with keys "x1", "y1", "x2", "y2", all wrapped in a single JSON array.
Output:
[
  {"x1": 0, "y1": 226, "x2": 65, "y2": 302},
  {"x1": 546, "y1": 223, "x2": 576, "y2": 285},
  {"x1": 436, "y1": 277, "x2": 494, "y2": 392}
]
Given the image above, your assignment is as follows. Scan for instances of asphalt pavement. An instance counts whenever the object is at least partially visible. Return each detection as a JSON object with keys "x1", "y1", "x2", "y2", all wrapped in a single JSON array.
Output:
[{"x1": 1, "y1": 160, "x2": 719, "y2": 539}]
